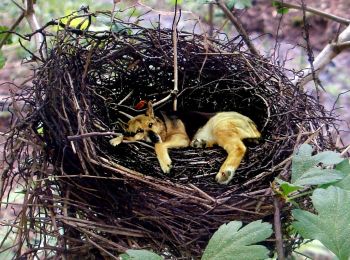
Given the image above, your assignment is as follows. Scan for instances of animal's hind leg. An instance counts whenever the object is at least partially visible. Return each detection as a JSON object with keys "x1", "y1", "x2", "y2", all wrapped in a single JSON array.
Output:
[{"x1": 214, "y1": 132, "x2": 247, "y2": 184}]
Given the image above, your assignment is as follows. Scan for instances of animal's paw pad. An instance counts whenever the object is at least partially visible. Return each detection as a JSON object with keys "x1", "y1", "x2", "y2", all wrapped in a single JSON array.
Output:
[
  {"x1": 109, "y1": 136, "x2": 123, "y2": 146},
  {"x1": 191, "y1": 139, "x2": 207, "y2": 148},
  {"x1": 215, "y1": 167, "x2": 236, "y2": 184}
]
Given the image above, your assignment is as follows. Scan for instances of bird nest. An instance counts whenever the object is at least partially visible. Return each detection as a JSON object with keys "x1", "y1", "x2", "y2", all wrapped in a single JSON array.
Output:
[{"x1": 2, "y1": 11, "x2": 336, "y2": 259}]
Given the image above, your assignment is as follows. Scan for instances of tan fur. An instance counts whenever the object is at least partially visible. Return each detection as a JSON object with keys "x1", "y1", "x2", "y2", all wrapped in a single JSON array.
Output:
[{"x1": 110, "y1": 102, "x2": 261, "y2": 184}]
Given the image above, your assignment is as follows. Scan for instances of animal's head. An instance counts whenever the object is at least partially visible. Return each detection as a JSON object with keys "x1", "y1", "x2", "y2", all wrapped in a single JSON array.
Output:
[{"x1": 123, "y1": 101, "x2": 166, "y2": 143}]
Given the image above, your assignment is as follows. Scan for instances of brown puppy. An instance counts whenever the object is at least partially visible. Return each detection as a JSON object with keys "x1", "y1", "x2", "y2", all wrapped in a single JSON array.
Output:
[{"x1": 110, "y1": 102, "x2": 261, "y2": 184}]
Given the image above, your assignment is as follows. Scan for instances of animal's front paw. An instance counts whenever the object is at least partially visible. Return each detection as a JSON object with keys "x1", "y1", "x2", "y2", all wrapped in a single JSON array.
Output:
[
  {"x1": 159, "y1": 157, "x2": 172, "y2": 174},
  {"x1": 215, "y1": 166, "x2": 236, "y2": 184},
  {"x1": 191, "y1": 138, "x2": 207, "y2": 148},
  {"x1": 109, "y1": 136, "x2": 123, "y2": 146}
]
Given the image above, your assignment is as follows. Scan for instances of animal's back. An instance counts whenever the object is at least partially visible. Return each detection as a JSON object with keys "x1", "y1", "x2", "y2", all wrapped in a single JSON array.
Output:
[{"x1": 208, "y1": 112, "x2": 261, "y2": 140}]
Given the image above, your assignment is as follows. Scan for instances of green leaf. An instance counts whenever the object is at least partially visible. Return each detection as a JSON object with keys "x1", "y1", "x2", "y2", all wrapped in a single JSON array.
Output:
[
  {"x1": 333, "y1": 159, "x2": 350, "y2": 190},
  {"x1": 292, "y1": 186, "x2": 350, "y2": 260},
  {"x1": 275, "y1": 178, "x2": 302, "y2": 196},
  {"x1": 0, "y1": 50, "x2": 6, "y2": 69},
  {"x1": 291, "y1": 144, "x2": 344, "y2": 186},
  {"x1": 120, "y1": 249, "x2": 163, "y2": 260},
  {"x1": 271, "y1": 1, "x2": 281, "y2": 7},
  {"x1": 202, "y1": 220, "x2": 272, "y2": 260},
  {"x1": 277, "y1": 7, "x2": 289, "y2": 14},
  {"x1": 313, "y1": 151, "x2": 344, "y2": 165},
  {"x1": 0, "y1": 25, "x2": 13, "y2": 45},
  {"x1": 171, "y1": 0, "x2": 183, "y2": 4},
  {"x1": 293, "y1": 168, "x2": 345, "y2": 186}
]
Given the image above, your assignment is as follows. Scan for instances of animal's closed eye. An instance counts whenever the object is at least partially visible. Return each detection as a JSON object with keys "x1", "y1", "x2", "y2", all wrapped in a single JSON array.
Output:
[{"x1": 148, "y1": 123, "x2": 153, "y2": 128}]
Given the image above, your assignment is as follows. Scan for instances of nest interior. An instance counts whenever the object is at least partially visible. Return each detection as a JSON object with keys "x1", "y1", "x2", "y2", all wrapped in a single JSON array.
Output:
[{"x1": 3, "y1": 12, "x2": 336, "y2": 259}]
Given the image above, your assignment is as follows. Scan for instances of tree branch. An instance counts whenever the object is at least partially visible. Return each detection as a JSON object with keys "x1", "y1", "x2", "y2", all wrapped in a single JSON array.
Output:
[
  {"x1": 216, "y1": 0, "x2": 259, "y2": 56},
  {"x1": 23, "y1": 0, "x2": 45, "y2": 57},
  {"x1": 273, "y1": 1, "x2": 350, "y2": 25},
  {"x1": 293, "y1": 25, "x2": 350, "y2": 87}
]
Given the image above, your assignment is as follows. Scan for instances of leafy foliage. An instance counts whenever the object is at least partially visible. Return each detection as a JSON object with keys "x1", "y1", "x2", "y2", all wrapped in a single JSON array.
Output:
[
  {"x1": 333, "y1": 159, "x2": 350, "y2": 190},
  {"x1": 292, "y1": 186, "x2": 350, "y2": 260},
  {"x1": 119, "y1": 249, "x2": 163, "y2": 260},
  {"x1": 118, "y1": 220, "x2": 273, "y2": 260},
  {"x1": 291, "y1": 144, "x2": 344, "y2": 186},
  {"x1": 202, "y1": 220, "x2": 273, "y2": 260},
  {"x1": 275, "y1": 144, "x2": 345, "y2": 198}
]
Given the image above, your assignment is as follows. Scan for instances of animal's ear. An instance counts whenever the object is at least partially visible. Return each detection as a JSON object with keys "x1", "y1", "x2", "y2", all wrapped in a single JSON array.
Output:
[{"x1": 146, "y1": 101, "x2": 154, "y2": 117}]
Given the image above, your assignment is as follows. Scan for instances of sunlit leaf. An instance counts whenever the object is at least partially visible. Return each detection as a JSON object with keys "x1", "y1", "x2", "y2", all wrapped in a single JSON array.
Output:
[
  {"x1": 292, "y1": 186, "x2": 350, "y2": 260},
  {"x1": 275, "y1": 178, "x2": 302, "y2": 196},
  {"x1": 332, "y1": 159, "x2": 350, "y2": 191},
  {"x1": 291, "y1": 144, "x2": 344, "y2": 186},
  {"x1": 202, "y1": 220, "x2": 272, "y2": 260}
]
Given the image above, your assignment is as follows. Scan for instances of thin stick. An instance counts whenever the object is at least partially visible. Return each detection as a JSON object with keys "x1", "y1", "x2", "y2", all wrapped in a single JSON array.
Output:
[
  {"x1": 118, "y1": 90, "x2": 134, "y2": 105},
  {"x1": 272, "y1": 0, "x2": 350, "y2": 25},
  {"x1": 273, "y1": 197, "x2": 285, "y2": 260},
  {"x1": 341, "y1": 144, "x2": 350, "y2": 156},
  {"x1": 208, "y1": 3, "x2": 214, "y2": 37},
  {"x1": 67, "y1": 132, "x2": 121, "y2": 141},
  {"x1": 172, "y1": 2, "x2": 179, "y2": 111},
  {"x1": 216, "y1": 0, "x2": 259, "y2": 56}
]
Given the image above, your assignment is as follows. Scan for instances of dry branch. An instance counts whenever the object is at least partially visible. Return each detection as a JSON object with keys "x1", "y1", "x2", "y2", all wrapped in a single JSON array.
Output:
[
  {"x1": 272, "y1": 0, "x2": 350, "y2": 25},
  {"x1": 216, "y1": 0, "x2": 259, "y2": 56},
  {"x1": 293, "y1": 25, "x2": 350, "y2": 87}
]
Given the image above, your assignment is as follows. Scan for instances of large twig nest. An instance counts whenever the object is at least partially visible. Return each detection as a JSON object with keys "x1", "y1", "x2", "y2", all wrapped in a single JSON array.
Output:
[{"x1": 3, "y1": 11, "x2": 336, "y2": 258}]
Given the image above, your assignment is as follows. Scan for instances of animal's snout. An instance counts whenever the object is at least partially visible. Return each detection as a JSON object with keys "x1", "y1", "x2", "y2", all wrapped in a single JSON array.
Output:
[{"x1": 147, "y1": 130, "x2": 161, "y2": 143}]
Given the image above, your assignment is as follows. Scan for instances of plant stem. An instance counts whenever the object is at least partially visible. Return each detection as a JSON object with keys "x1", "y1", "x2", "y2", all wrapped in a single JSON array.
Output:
[{"x1": 216, "y1": 0, "x2": 259, "y2": 56}]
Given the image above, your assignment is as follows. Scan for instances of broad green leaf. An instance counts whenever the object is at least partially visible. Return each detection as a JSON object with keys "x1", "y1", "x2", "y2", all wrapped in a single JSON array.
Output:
[
  {"x1": 0, "y1": 50, "x2": 6, "y2": 69},
  {"x1": 202, "y1": 220, "x2": 272, "y2": 260},
  {"x1": 292, "y1": 186, "x2": 350, "y2": 260},
  {"x1": 333, "y1": 159, "x2": 350, "y2": 190},
  {"x1": 293, "y1": 168, "x2": 345, "y2": 186},
  {"x1": 313, "y1": 151, "x2": 344, "y2": 165},
  {"x1": 336, "y1": 159, "x2": 350, "y2": 174},
  {"x1": 291, "y1": 144, "x2": 344, "y2": 186},
  {"x1": 275, "y1": 178, "x2": 302, "y2": 196},
  {"x1": 120, "y1": 249, "x2": 163, "y2": 260}
]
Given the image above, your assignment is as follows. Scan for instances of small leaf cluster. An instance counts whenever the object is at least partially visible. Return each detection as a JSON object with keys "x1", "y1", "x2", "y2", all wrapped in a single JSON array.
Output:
[
  {"x1": 275, "y1": 144, "x2": 350, "y2": 260},
  {"x1": 120, "y1": 220, "x2": 273, "y2": 260}
]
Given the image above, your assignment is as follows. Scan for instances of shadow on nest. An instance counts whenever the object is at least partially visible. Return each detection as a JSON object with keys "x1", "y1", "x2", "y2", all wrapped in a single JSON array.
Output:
[{"x1": 2, "y1": 10, "x2": 336, "y2": 259}]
